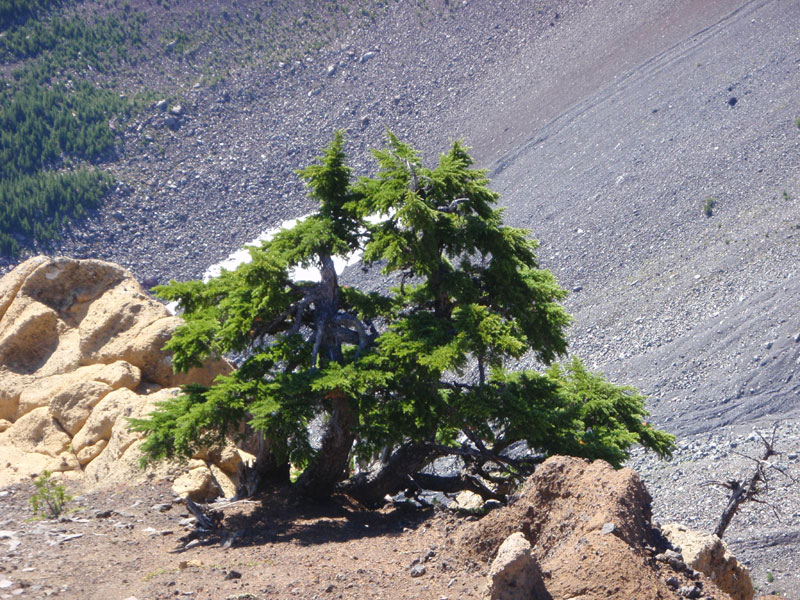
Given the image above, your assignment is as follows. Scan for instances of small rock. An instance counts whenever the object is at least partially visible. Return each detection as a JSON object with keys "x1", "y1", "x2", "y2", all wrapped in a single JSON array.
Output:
[
  {"x1": 169, "y1": 104, "x2": 184, "y2": 116},
  {"x1": 152, "y1": 503, "x2": 171, "y2": 513},
  {"x1": 360, "y1": 51, "x2": 376, "y2": 63},
  {"x1": 601, "y1": 522, "x2": 617, "y2": 535},
  {"x1": 678, "y1": 584, "x2": 702, "y2": 598},
  {"x1": 665, "y1": 576, "x2": 679, "y2": 589},
  {"x1": 223, "y1": 570, "x2": 242, "y2": 580},
  {"x1": 410, "y1": 564, "x2": 426, "y2": 577},
  {"x1": 165, "y1": 115, "x2": 181, "y2": 130},
  {"x1": 326, "y1": 64, "x2": 337, "y2": 77}
]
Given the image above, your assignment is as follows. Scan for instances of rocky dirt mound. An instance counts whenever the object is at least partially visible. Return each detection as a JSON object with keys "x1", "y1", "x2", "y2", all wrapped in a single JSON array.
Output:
[
  {"x1": 0, "y1": 256, "x2": 236, "y2": 494},
  {"x1": 459, "y1": 456, "x2": 750, "y2": 600}
]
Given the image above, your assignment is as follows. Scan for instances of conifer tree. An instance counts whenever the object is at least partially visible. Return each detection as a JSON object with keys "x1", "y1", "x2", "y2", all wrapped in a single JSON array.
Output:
[{"x1": 132, "y1": 132, "x2": 674, "y2": 503}]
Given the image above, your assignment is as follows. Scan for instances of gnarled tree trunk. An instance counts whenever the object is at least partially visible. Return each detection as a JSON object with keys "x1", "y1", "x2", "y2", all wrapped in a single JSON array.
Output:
[
  {"x1": 340, "y1": 441, "x2": 446, "y2": 507},
  {"x1": 294, "y1": 393, "x2": 356, "y2": 500}
]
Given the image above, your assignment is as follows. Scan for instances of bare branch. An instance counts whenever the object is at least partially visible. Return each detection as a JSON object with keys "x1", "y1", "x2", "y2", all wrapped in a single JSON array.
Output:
[
  {"x1": 436, "y1": 198, "x2": 469, "y2": 214},
  {"x1": 334, "y1": 312, "x2": 370, "y2": 357},
  {"x1": 287, "y1": 296, "x2": 314, "y2": 336},
  {"x1": 310, "y1": 320, "x2": 325, "y2": 370},
  {"x1": 711, "y1": 424, "x2": 796, "y2": 538}
]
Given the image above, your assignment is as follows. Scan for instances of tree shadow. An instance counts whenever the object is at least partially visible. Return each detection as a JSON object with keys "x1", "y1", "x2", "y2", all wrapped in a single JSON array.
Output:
[{"x1": 170, "y1": 487, "x2": 436, "y2": 552}]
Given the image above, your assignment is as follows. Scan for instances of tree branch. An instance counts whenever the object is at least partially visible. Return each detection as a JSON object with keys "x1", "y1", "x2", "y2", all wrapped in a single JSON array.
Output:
[
  {"x1": 710, "y1": 424, "x2": 793, "y2": 538},
  {"x1": 409, "y1": 472, "x2": 505, "y2": 503}
]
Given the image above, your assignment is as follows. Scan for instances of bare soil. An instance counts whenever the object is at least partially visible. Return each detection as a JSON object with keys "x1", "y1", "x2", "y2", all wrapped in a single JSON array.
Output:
[{"x1": 0, "y1": 479, "x2": 486, "y2": 600}]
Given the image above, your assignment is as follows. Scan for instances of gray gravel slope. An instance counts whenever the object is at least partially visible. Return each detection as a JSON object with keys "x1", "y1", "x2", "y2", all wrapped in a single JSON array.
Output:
[{"x1": 481, "y1": 0, "x2": 800, "y2": 593}]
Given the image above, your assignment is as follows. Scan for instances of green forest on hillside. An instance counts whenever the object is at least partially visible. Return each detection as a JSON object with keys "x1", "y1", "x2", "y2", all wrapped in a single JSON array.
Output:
[
  {"x1": 0, "y1": 0, "x2": 438, "y2": 258},
  {"x1": 0, "y1": 0, "x2": 146, "y2": 255}
]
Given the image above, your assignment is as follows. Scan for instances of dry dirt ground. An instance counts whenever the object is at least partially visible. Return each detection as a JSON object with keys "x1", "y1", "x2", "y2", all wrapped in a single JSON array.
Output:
[{"x1": 0, "y1": 478, "x2": 487, "y2": 600}]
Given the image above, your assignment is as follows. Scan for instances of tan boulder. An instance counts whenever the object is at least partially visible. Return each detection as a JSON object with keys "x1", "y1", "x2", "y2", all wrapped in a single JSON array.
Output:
[
  {"x1": 452, "y1": 490, "x2": 484, "y2": 512},
  {"x1": 0, "y1": 374, "x2": 26, "y2": 422},
  {"x1": 4, "y1": 407, "x2": 70, "y2": 457},
  {"x1": 662, "y1": 523, "x2": 754, "y2": 600},
  {"x1": 82, "y1": 387, "x2": 178, "y2": 485},
  {"x1": 486, "y1": 532, "x2": 550, "y2": 600},
  {"x1": 49, "y1": 380, "x2": 113, "y2": 436},
  {"x1": 0, "y1": 301, "x2": 61, "y2": 375},
  {"x1": 71, "y1": 387, "x2": 140, "y2": 453},
  {"x1": 209, "y1": 463, "x2": 239, "y2": 499},
  {"x1": 0, "y1": 255, "x2": 47, "y2": 321},
  {"x1": 195, "y1": 444, "x2": 245, "y2": 475},
  {"x1": 0, "y1": 256, "x2": 232, "y2": 492},
  {"x1": 0, "y1": 443, "x2": 53, "y2": 483},
  {"x1": 76, "y1": 439, "x2": 108, "y2": 466},
  {"x1": 172, "y1": 460, "x2": 221, "y2": 501}
]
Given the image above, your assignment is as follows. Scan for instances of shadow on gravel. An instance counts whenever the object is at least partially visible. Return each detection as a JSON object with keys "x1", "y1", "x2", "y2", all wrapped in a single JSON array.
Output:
[{"x1": 171, "y1": 487, "x2": 435, "y2": 552}]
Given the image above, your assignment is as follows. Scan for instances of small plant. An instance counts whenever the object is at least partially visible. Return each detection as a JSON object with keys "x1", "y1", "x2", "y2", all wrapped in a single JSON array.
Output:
[
  {"x1": 703, "y1": 196, "x2": 717, "y2": 217},
  {"x1": 766, "y1": 571, "x2": 775, "y2": 584},
  {"x1": 795, "y1": 115, "x2": 800, "y2": 129},
  {"x1": 782, "y1": 189, "x2": 790, "y2": 201},
  {"x1": 29, "y1": 470, "x2": 72, "y2": 518}
]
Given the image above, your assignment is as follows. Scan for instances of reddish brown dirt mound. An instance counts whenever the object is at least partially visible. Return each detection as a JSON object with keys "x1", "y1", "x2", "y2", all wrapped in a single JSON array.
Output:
[{"x1": 459, "y1": 455, "x2": 735, "y2": 600}]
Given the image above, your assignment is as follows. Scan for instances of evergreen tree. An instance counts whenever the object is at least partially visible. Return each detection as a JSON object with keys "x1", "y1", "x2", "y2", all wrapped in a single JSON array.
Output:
[{"x1": 132, "y1": 132, "x2": 674, "y2": 504}]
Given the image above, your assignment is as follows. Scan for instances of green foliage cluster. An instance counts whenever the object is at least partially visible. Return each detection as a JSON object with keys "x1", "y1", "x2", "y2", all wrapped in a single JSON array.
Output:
[
  {"x1": 29, "y1": 469, "x2": 72, "y2": 518},
  {"x1": 0, "y1": 0, "x2": 64, "y2": 29},
  {"x1": 0, "y1": 169, "x2": 112, "y2": 255},
  {"x1": 132, "y1": 133, "x2": 674, "y2": 502},
  {"x1": 703, "y1": 196, "x2": 717, "y2": 217},
  {"x1": 0, "y1": 8, "x2": 145, "y2": 68}
]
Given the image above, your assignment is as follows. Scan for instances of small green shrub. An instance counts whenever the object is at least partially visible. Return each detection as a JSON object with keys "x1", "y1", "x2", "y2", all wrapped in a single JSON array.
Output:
[
  {"x1": 766, "y1": 572, "x2": 775, "y2": 584},
  {"x1": 703, "y1": 196, "x2": 717, "y2": 217},
  {"x1": 29, "y1": 470, "x2": 72, "y2": 518}
]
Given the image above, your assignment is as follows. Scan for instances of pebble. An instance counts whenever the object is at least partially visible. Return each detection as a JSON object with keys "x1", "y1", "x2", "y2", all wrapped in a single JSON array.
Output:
[
  {"x1": 410, "y1": 564, "x2": 426, "y2": 577},
  {"x1": 601, "y1": 522, "x2": 617, "y2": 535}
]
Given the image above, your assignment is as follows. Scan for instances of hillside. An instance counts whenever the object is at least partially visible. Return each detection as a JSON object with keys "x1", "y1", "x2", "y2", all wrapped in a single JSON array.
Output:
[{"x1": 2, "y1": 0, "x2": 799, "y2": 595}]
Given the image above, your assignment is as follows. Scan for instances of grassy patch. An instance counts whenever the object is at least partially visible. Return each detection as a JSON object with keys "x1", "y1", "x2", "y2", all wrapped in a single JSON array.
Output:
[{"x1": 703, "y1": 196, "x2": 717, "y2": 218}]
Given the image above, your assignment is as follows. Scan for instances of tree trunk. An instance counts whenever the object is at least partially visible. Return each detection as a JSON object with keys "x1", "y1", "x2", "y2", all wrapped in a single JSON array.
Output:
[
  {"x1": 236, "y1": 431, "x2": 289, "y2": 498},
  {"x1": 294, "y1": 394, "x2": 356, "y2": 500},
  {"x1": 340, "y1": 441, "x2": 445, "y2": 507},
  {"x1": 713, "y1": 482, "x2": 749, "y2": 539}
]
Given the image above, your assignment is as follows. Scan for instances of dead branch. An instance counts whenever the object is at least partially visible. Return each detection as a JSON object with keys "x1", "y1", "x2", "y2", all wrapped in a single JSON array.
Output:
[
  {"x1": 709, "y1": 424, "x2": 794, "y2": 539},
  {"x1": 184, "y1": 497, "x2": 222, "y2": 530}
]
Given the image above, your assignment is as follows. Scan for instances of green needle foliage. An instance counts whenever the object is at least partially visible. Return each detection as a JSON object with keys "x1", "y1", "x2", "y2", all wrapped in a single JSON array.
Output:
[
  {"x1": 29, "y1": 469, "x2": 72, "y2": 518},
  {"x1": 132, "y1": 132, "x2": 674, "y2": 504}
]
